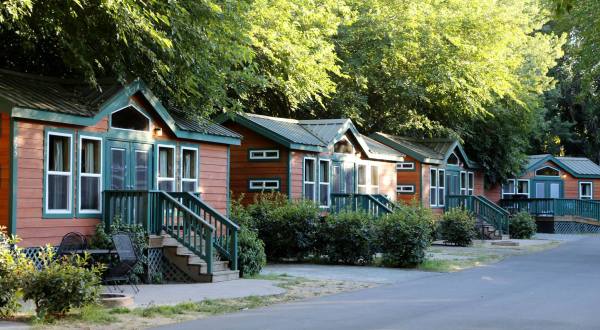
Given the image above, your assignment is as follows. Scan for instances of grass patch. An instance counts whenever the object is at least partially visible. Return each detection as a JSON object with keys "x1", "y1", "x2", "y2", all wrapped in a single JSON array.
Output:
[{"x1": 419, "y1": 255, "x2": 503, "y2": 272}]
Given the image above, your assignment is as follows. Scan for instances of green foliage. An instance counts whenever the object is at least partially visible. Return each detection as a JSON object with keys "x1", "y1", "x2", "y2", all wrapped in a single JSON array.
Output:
[
  {"x1": 439, "y1": 208, "x2": 477, "y2": 247},
  {"x1": 318, "y1": 211, "x2": 374, "y2": 265},
  {"x1": 510, "y1": 212, "x2": 537, "y2": 239},
  {"x1": 237, "y1": 227, "x2": 267, "y2": 277},
  {"x1": 90, "y1": 217, "x2": 147, "y2": 282},
  {"x1": 22, "y1": 247, "x2": 103, "y2": 318},
  {"x1": 0, "y1": 227, "x2": 34, "y2": 318},
  {"x1": 375, "y1": 206, "x2": 433, "y2": 267}
]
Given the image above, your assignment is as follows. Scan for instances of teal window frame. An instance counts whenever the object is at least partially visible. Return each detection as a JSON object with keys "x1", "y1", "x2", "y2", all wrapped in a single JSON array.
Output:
[
  {"x1": 109, "y1": 105, "x2": 151, "y2": 133},
  {"x1": 77, "y1": 133, "x2": 104, "y2": 217},
  {"x1": 43, "y1": 128, "x2": 75, "y2": 218}
]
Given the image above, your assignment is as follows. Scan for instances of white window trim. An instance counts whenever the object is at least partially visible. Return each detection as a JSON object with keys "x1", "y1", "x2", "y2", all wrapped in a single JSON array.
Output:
[
  {"x1": 430, "y1": 168, "x2": 438, "y2": 207},
  {"x1": 438, "y1": 169, "x2": 446, "y2": 207},
  {"x1": 303, "y1": 157, "x2": 317, "y2": 201},
  {"x1": 357, "y1": 163, "x2": 368, "y2": 194},
  {"x1": 180, "y1": 146, "x2": 199, "y2": 192},
  {"x1": 157, "y1": 144, "x2": 176, "y2": 191},
  {"x1": 249, "y1": 179, "x2": 280, "y2": 191},
  {"x1": 78, "y1": 135, "x2": 103, "y2": 214},
  {"x1": 535, "y1": 166, "x2": 561, "y2": 177},
  {"x1": 370, "y1": 165, "x2": 380, "y2": 194},
  {"x1": 109, "y1": 105, "x2": 152, "y2": 133},
  {"x1": 397, "y1": 185, "x2": 415, "y2": 193},
  {"x1": 448, "y1": 152, "x2": 460, "y2": 165},
  {"x1": 460, "y1": 171, "x2": 467, "y2": 195},
  {"x1": 249, "y1": 149, "x2": 280, "y2": 160},
  {"x1": 396, "y1": 162, "x2": 415, "y2": 170},
  {"x1": 516, "y1": 179, "x2": 530, "y2": 197},
  {"x1": 502, "y1": 179, "x2": 516, "y2": 198},
  {"x1": 429, "y1": 168, "x2": 446, "y2": 207},
  {"x1": 319, "y1": 159, "x2": 331, "y2": 208},
  {"x1": 45, "y1": 131, "x2": 73, "y2": 214},
  {"x1": 468, "y1": 172, "x2": 475, "y2": 195},
  {"x1": 579, "y1": 181, "x2": 593, "y2": 200}
]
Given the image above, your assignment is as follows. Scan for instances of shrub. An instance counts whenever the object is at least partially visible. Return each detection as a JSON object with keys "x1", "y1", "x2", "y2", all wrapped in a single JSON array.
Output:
[
  {"x1": 0, "y1": 227, "x2": 34, "y2": 318},
  {"x1": 439, "y1": 208, "x2": 476, "y2": 246},
  {"x1": 375, "y1": 206, "x2": 433, "y2": 267},
  {"x1": 318, "y1": 211, "x2": 374, "y2": 264},
  {"x1": 237, "y1": 227, "x2": 267, "y2": 277},
  {"x1": 510, "y1": 212, "x2": 537, "y2": 239},
  {"x1": 90, "y1": 217, "x2": 148, "y2": 282},
  {"x1": 23, "y1": 247, "x2": 103, "y2": 318}
]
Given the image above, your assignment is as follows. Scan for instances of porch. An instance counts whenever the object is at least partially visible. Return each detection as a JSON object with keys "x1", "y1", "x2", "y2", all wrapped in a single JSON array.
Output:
[{"x1": 102, "y1": 190, "x2": 239, "y2": 282}]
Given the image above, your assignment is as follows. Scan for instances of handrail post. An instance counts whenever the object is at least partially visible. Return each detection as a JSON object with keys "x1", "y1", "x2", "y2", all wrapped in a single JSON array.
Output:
[
  {"x1": 103, "y1": 191, "x2": 111, "y2": 233},
  {"x1": 205, "y1": 228, "x2": 213, "y2": 274},
  {"x1": 230, "y1": 228, "x2": 238, "y2": 271}
]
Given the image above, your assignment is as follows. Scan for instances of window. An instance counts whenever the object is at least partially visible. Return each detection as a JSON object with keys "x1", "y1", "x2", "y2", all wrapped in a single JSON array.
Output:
[
  {"x1": 249, "y1": 149, "x2": 279, "y2": 160},
  {"x1": 304, "y1": 158, "x2": 316, "y2": 201},
  {"x1": 580, "y1": 182, "x2": 593, "y2": 200},
  {"x1": 396, "y1": 162, "x2": 415, "y2": 170},
  {"x1": 502, "y1": 179, "x2": 516, "y2": 198},
  {"x1": 370, "y1": 166, "x2": 379, "y2": 194},
  {"x1": 319, "y1": 160, "x2": 331, "y2": 207},
  {"x1": 46, "y1": 132, "x2": 73, "y2": 214},
  {"x1": 249, "y1": 179, "x2": 279, "y2": 191},
  {"x1": 468, "y1": 172, "x2": 474, "y2": 195},
  {"x1": 516, "y1": 180, "x2": 529, "y2": 197},
  {"x1": 535, "y1": 166, "x2": 560, "y2": 177},
  {"x1": 181, "y1": 147, "x2": 198, "y2": 192},
  {"x1": 157, "y1": 145, "x2": 175, "y2": 191},
  {"x1": 397, "y1": 185, "x2": 415, "y2": 194},
  {"x1": 430, "y1": 168, "x2": 445, "y2": 207},
  {"x1": 334, "y1": 138, "x2": 354, "y2": 154},
  {"x1": 79, "y1": 136, "x2": 102, "y2": 213},
  {"x1": 110, "y1": 106, "x2": 150, "y2": 132},
  {"x1": 357, "y1": 164, "x2": 368, "y2": 194},
  {"x1": 460, "y1": 171, "x2": 467, "y2": 195},
  {"x1": 447, "y1": 152, "x2": 459, "y2": 165}
]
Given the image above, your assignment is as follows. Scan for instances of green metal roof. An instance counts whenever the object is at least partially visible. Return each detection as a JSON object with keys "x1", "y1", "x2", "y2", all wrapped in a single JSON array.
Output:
[
  {"x1": 218, "y1": 113, "x2": 404, "y2": 160},
  {"x1": 0, "y1": 69, "x2": 240, "y2": 142},
  {"x1": 370, "y1": 132, "x2": 478, "y2": 168},
  {"x1": 526, "y1": 154, "x2": 600, "y2": 178}
]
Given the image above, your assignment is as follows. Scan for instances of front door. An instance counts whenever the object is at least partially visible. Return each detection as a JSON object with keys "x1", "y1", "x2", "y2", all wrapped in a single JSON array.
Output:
[
  {"x1": 107, "y1": 141, "x2": 153, "y2": 190},
  {"x1": 332, "y1": 162, "x2": 343, "y2": 193},
  {"x1": 533, "y1": 181, "x2": 562, "y2": 198},
  {"x1": 446, "y1": 171, "x2": 460, "y2": 196}
]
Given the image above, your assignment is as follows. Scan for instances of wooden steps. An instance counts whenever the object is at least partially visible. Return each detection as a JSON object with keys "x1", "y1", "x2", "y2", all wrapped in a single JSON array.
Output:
[{"x1": 155, "y1": 234, "x2": 239, "y2": 283}]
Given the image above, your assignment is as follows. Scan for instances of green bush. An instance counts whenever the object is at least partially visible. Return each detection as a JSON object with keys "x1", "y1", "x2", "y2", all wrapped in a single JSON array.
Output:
[
  {"x1": 0, "y1": 227, "x2": 34, "y2": 318},
  {"x1": 237, "y1": 227, "x2": 267, "y2": 277},
  {"x1": 510, "y1": 212, "x2": 537, "y2": 239},
  {"x1": 439, "y1": 208, "x2": 476, "y2": 246},
  {"x1": 23, "y1": 247, "x2": 103, "y2": 318},
  {"x1": 318, "y1": 211, "x2": 374, "y2": 264},
  {"x1": 90, "y1": 217, "x2": 148, "y2": 282},
  {"x1": 375, "y1": 206, "x2": 433, "y2": 267}
]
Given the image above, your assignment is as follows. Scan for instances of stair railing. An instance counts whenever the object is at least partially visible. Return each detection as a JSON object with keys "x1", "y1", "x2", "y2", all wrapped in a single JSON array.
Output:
[
  {"x1": 330, "y1": 193, "x2": 393, "y2": 217},
  {"x1": 447, "y1": 195, "x2": 510, "y2": 235},
  {"x1": 168, "y1": 192, "x2": 239, "y2": 271},
  {"x1": 500, "y1": 198, "x2": 600, "y2": 222}
]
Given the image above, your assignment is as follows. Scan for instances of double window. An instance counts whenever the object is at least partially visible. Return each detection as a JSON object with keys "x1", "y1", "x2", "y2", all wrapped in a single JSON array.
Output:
[
  {"x1": 79, "y1": 136, "x2": 102, "y2": 213},
  {"x1": 157, "y1": 145, "x2": 175, "y2": 191},
  {"x1": 397, "y1": 185, "x2": 415, "y2": 194},
  {"x1": 249, "y1": 179, "x2": 280, "y2": 191},
  {"x1": 319, "y1": 160, "x2": 331, "y2": 207},
  {"x1": 396, "y1": 162, "x2": 415, "y2": 171},
  {"x1": 181, "y1": 147, "x2": 198, "y2": 192},
  {"x1": 502, "y1": 179, "x2": 530, "y2": 198},
  {"x1": 46, "y1": 132, "x2": 73, "y2": 214},
  {"x1": 249, "y1": 149, "x2": 279, "y2": 160},
  {"x1": 460, "y1": 171, "x2": 475, "y2": 195},
  {"x1": 579, "y1": 182, "x2": 593, "y2": 200},
  {"x1": 304, "y1": 158, "x2": 316, "y2": 201},
  {"x1": 357, "y1": 164, "x2": 379, "y2": 194},
  {"x1": 430, "y1": 168, "x2": 445, "y2": 207}
]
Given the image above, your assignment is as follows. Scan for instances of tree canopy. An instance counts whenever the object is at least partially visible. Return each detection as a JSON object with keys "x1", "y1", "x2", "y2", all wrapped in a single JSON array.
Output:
[{"x1": 0, "y1": 0, "x2": 572, "y2": 183}]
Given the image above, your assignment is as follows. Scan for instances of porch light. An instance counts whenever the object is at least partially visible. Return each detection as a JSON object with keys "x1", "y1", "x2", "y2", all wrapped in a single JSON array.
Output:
[
  {"x1": 562, "y1": 174, "x2": 567, "y2": 179},
  {"x1": 154, "y1": 127, "x2": 163, "y2": 137}
]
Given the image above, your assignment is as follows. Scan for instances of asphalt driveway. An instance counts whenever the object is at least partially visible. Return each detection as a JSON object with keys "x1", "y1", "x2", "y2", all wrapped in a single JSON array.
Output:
[{"x1": 158, "y1": 236, "x2": 600, "y2": 330}]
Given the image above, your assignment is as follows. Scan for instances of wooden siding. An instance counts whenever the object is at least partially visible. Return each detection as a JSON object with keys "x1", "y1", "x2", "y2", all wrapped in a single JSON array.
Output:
[
  {"x1": 0, "y1": 113, "x2": 11, "y2": 230},
  {"x1": 396, "y1": 155, "x2": 421, "y2": 204},
  {"x1": 289, "y1": 151, "x2": 306, "y2": 200},
  {"x1": 224, "y1": 122, "x2": 289, "y2": 205},
  {"x1": 14, "y1": 95, "x2": 229, "y2": 247}
]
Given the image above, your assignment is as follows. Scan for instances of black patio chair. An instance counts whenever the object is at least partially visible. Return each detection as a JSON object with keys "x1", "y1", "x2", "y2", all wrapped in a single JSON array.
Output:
[
  {"x1": 104, "y1": 232, "x2": 140, "y2": 294},
  {"x1": 56, "y1": 232, "x2": 88, "y2": 257}
]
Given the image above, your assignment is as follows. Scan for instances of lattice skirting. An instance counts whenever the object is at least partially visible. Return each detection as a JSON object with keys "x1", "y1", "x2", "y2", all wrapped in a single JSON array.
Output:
[
  {"x1": 554, "y1": 221, "x2": 600, "y2": 234},
  {"x1": 23, "y1": 246, "x2": 193, "y2": 284}
]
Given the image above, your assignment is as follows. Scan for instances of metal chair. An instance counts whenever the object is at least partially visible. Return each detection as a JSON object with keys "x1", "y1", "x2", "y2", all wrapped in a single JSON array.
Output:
[
  {"x1": 103, "y1": 232, "x2": 140, "y2": 293},
  {"x1": 56, "y1": 232, "x2": 88, "y2": 257}
]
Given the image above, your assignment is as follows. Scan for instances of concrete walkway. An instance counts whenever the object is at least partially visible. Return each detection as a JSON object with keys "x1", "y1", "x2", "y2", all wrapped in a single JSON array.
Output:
[
  {"x1": 159, "y1": 236, "x2": 600, "y2": 330},
  {"x1": 111, "y1": 279, "x2": 285, "y2": 307}
]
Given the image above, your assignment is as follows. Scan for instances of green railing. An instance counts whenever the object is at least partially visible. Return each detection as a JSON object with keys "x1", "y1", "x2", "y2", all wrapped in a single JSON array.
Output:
[
  {"x1": 500, "y1": 198, "x2": 600, "y2": 222},
  {"x1": 330, "y1": 193, "x2": 393, "y2": 217},
  {"x1": 372, "y1": 194, "x2": 397, "y2": 210},
  {"x1": 103, "y1": 190, "x2": 231, "y2": 274},
  {"x1": 168, "y1": 192, "x2": 239, "y2": 270},
  {"x1": 447, "y1": 195, "x2": 510, "y2": 234}
]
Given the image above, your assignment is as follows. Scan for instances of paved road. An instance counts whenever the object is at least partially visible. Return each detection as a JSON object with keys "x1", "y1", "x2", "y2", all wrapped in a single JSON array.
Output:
[{"x1": 158, "y1": 236, "x2": 600, "y2": 330}]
